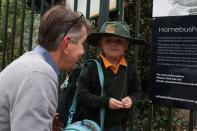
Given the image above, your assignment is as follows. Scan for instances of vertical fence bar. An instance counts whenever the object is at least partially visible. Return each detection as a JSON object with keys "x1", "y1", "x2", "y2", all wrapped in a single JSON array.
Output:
[
  {"x1": 189, "y1": 110, "x2": 194, "y2": 131},
  {"x1": 83, "y1": 0, "x2": 91, "y2": 60},
  {"x1": 133, "y1": 0, "x2": 141, "y2": 66},
  {"x1": 19, "y1": 0, "x2": 26, "y2": 56},
  {"x1": 0, "y1": 0, "x2": 1, "y2": 49},
  {"x1": 10, "y1": 0, "x2": 17, "y2": 63},
  {"x1": 0, "y1": 0, "x2": 1, "y2": 70},
  {"x1": 0, "y1": 0, "x2": 2, "y2": 72},
  {"x1": 167, "y1": 107, "x2": 173, "y2": 131},
  {"x1": 2, "y1": 0, "x2": 9, "y2": 69},
  {"x1": 74, "y1": 0, "x2": 78, "y2": 11},
  {"x1": 194, "y1": 111, "x2": 197, "y2": 129},
  {"x1": 131, "y1": 1, "x2": 141, "y2": 129},
  {"x1": 128, "y1": 107, "x2": 135, "y2": 131},
  {"x1": 40, "y1": 0, "x2": 45, "y2": 17},
  {"x1": 0, "y1": 0, "x2": 2, "y2": 21},
  {"x1": 86, "y1": 0, "x2": 90, "y2": 19},
  {"x1": 51, "y1": 0, "x2": 55, "y2": 7},
  {"x1": 118, "y1": 0, "x2": 124, "y2": 21},
  {"x1": 148, "y1": 103, "x2": 153, "y2": 131},
  {"x1": 28, "y1": 0, "x2": 35, "y2": 51},
  {"x1": 99, "y1": 0, "x2": 109, "y2": 29}
]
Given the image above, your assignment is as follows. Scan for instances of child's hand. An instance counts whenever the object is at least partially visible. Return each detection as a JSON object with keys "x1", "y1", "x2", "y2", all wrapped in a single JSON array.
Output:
[
  {"x1": 109, "y1": 98, "x2": 124, "y2": 109},
  {"x1": 121, "y1": 96, "x2": 132, "y2": 108}
]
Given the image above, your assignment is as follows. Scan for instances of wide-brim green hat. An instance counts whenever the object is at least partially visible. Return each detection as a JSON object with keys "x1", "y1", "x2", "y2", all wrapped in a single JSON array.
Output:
[{"x1": 86, "y1": 21, "x2": 145, "y2": 46}]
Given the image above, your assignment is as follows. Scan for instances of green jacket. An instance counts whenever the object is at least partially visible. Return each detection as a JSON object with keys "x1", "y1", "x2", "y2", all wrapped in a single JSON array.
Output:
[{"x1": 77, "y1": 57, "x2": 141, "y2": 128}]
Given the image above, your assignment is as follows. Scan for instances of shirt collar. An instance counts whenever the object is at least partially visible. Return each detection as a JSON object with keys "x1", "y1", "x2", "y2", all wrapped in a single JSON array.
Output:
[
  {"x1": 34, "y1": 45, "x2": 60, "y2": 76},
  {"x1": 99, "y1": 53, "x2": 127, "y2": 73}
]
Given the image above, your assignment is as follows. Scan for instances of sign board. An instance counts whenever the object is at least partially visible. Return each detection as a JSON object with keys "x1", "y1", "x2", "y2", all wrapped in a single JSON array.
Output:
[{"x1": 150, "y1": 0, "x2": 197, "y2": 109}]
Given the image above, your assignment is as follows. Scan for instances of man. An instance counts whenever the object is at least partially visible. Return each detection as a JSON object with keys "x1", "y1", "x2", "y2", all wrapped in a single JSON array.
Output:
[
  {"x1": 0, "y1": 4, "x2": 91, "y2": 131},
  {"x1": 77, "y1": 21, "x2": 142, "y2": 131}
]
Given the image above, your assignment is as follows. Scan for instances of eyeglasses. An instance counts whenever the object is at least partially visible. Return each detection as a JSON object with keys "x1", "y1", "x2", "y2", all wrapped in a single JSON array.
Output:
[{"x1": 63, "y1": 13, "x2": 84, "y2": 37}]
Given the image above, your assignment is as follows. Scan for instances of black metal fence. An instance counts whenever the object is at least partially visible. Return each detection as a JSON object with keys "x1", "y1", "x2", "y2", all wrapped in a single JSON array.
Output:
[{"x1": 0, "y1": 0, "x2": 196, "y2": 130}]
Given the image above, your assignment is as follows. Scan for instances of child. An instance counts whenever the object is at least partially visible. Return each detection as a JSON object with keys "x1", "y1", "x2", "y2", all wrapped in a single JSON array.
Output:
[{"x1": 77, "y1": 21, "x2": 142, "y2": 131}]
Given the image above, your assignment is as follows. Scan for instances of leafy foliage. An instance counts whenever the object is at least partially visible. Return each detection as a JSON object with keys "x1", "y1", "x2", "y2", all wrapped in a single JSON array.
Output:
[{"x1": 0, "y1": 0, "x2": 41, "y2": 68}]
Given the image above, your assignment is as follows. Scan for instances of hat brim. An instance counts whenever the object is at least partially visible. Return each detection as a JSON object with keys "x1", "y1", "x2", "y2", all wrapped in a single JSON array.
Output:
[{"x1": 86, "y1": 32, "x2": 145, "y2": 46}]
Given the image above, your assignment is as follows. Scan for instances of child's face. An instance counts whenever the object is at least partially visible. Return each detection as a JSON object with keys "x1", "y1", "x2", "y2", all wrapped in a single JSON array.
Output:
[{"x1": 101, "y1": 36, "x2": 128, "y2": 60}]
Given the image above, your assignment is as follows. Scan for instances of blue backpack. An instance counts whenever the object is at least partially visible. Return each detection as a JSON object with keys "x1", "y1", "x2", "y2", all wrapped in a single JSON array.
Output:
[
  {"x1": 60, "y1": 59, "x2": 105, "y2": 131},
  {"x1": 64, "y1": 119, "x2": 101, "y2": 131}
]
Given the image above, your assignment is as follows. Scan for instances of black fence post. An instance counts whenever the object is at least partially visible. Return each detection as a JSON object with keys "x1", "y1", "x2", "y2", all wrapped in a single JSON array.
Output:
[
  {"x1": 0, "y1": 0, "x2": 2, "y2": 22},
  {"x1": 28, "y1": 0, "x2": 35, "y2": 51},
  {"x1": 19, "y1": 0, "x2": 26, "y2": 56},
  {"x1": 51, "y1": 0, "x2": 55, "y2": 7},
  {"x1": 86, "y1": 0, "x2": 90, "y2": 20},
  {"x1": 99, "y1": 0, "x2": 109, "y2": 29},
  {"x1": 2, "y1": 0, "x2": 9, "y2": 69},
  {"x1": 167, "y1": 107, "x2": 173, "y2": 131},
  {"x1": 148, "y1": 103, "x2": 153, "y2": 131},
  {"x1": 128, "y1": 107, "x2": 135, "y2": 131},
  {"x1": 118, "y1": 0, "x2": 124, "y2": 22},
  {"x1": 83, "y1": 0, "x2": 91, "y2": 60},
  {"x1": 40, "y1": 0, "x2": 45, "y2": 17},
  {"x1": 74, "y1": 0, "x2": 78, "y2": 11},
  {"x1": 10, "y1": 0, "x2": 17, "y2": 63},
  {"x1": 189, "y1": 110, "x2": 194, "y2": 131},
  {"x1": 133, "y1": 0, "x2": 141, "y2": 67}
]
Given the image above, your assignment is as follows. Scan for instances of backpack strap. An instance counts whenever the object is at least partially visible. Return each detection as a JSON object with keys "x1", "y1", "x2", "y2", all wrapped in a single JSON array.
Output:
[
  {"x1": 94, "y1": 60, "x2": 105, "y2": 131},
  {"x1": 67, "y1": 59, "x2": 105, "y2": 130}
]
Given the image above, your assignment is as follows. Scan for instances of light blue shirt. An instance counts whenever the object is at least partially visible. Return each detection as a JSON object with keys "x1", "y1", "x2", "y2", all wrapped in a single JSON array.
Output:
[{"x1": 34, "y1": 45, "x2": 60, "y2": 75}]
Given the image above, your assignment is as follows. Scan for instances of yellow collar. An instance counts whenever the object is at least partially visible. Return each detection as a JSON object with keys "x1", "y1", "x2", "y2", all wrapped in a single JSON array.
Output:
[{"x1": 100, "y1": 53, "x2": 127, "y2": 74}]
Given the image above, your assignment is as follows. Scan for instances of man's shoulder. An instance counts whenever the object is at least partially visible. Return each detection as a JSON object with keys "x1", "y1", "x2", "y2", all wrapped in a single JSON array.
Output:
[{"x1": 13, "y1": 51, "x2": 58, "y2": 80}]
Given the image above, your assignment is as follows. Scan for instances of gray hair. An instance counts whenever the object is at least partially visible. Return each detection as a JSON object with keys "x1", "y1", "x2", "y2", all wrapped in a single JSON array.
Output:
[{"x1": 38, "y1": 4, "x2": 91, "y2": 51}]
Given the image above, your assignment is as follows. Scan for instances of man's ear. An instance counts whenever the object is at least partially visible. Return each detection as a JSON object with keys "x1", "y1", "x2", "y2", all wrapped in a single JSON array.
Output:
[{"x1": 61, "y1": 35, "x2": 71, "y2": 54}]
